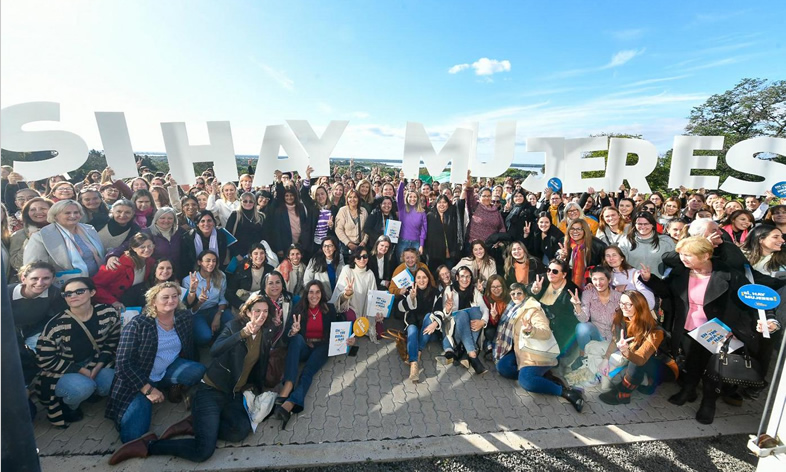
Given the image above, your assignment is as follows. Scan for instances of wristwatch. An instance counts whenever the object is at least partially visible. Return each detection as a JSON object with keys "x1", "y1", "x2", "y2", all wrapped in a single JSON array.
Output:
[{"x1": 144, "y1": 385, "x2": 154, "y2": 395}]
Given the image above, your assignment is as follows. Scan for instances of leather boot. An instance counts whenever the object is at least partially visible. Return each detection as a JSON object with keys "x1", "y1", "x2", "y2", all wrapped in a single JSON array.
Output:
[
  {"x1": 668, "y1": 386, "x2": 698, "y2": 406},
  {"x1": 167, "y1": 384, "x2": 185, "y2": 404},
  {"x1": 409, "y1": 362, "x2": 420, "y2": 383},
  {"x1": 599, "y1": 376, "x2": 637, "y2": 405},
  {"x1": 108, "y1": 433, "x2": 157, "y2": 465},
  {"x1": 696, "y1": 380, "x2": 719, "y2": 424},
  {"x1": 468, "y1": 356, "x2": 487, "y2": 375},
  {"x1": 160, "y1": 415, "x2": 194, "y2": 440},
  {"x1": 561, "y1": 388, "x2": 585, "y2": 413}
]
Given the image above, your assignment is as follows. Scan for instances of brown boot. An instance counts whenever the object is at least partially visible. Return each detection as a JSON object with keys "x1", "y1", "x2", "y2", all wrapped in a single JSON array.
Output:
[
  {"x1": 108, "y1": 432, "x2": 157, "y2": 465},
  {"x1": 167, "y1": 384, "x2": 186, "y2": 404},
  {"x1": 160, "y1": 415, "x2": 194, "y2": 440},
  {"x1": 409, "y1": 361, "x2": 420, "y2": 383}
]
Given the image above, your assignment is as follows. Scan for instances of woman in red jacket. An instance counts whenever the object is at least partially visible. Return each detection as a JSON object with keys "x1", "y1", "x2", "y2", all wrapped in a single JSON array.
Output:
[{"x1": 93, "y1": 233, "x2": 156, "y2": 312}]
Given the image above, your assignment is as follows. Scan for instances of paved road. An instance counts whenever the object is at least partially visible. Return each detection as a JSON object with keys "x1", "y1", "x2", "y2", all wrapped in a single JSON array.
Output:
[{"x1": 34, "y1": 330, "x2": 767, "y2": 471}]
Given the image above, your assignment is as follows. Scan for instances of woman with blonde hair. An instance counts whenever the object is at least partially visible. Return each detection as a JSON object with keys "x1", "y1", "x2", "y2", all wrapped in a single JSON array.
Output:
[
  {"x1": 558, "y1": 201, "x2": 598, "y2": 235},
  {"x1": 355, "y1": 178, "x2": 375, "y2": 213},
  {"x1": 206, "y1": 181, "x2": 240, "y2": 227},
  {"x1": 106, "y1": 282, "x2": 205, "y2": 446},
  {"x1": 557, "y1": 218, "x2": 607, "y2": 290},
  {"x1": 396, "y1": 171, "x2": 428, "y2": 261},
  {"x1": 334, "y1": 188, "x2": 369, "y2": 260},
  {"x1": 596, "y1": 207, "x2": 629, "y2": 245}
]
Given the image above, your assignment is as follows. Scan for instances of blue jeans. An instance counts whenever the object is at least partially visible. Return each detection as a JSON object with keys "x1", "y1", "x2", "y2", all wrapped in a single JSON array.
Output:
[
  {"x1": 406, "y1": 313, "x2": 438, "y2": 362},
  {"x1": 148, "y1": 384, "x2": 249, "y2": 462},
  {"x1": 496, "y1": 352, "x2": 562, "y2": 396},
  {"x1": 442, "y1": 307, "x2": 482, "y2": 355},
  {"x1": 55, "y1": 368, "x2": 115, "y2": 408},
  {"x1": 283, "y1": 335, "x2": 329, "y2": 413},
  {"x1": 575, "y1": 322, "x2": 604, "y2": 352},
  {"x1": 118, "y1": 358, "x2": 206, "y2": 443},
  {"x1": 193, "y1": 305, "x2": 234, "y2": 347},
  {"x1": 396, "y1": 239, "x2": 420, "y2": 262}
]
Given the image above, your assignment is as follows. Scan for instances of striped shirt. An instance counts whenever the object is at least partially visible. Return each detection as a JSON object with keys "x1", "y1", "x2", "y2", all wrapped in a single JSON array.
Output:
[{"x1": 150, "y1": 324, "x2": 182, "y2": 381}]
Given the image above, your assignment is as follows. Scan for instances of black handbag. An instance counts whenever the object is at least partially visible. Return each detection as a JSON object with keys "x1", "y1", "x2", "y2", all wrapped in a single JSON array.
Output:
[{"x1": 704, "y1": 337, "x2": 765, "y2": 388}]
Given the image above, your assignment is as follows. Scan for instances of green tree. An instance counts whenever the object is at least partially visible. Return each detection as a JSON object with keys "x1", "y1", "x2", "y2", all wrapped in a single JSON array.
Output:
[{"x1": 684, "y1": 77, "x2": 786, "y2": 186}]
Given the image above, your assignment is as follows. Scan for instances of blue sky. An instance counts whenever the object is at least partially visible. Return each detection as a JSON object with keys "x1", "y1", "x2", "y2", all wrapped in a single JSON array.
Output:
[{"x1": 2, "y1": 1, "x2": 784, "y2": 165}]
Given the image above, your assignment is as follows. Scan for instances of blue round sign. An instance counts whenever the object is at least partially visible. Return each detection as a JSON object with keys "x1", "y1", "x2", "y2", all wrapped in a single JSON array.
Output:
[
  {"x1": 547, "y1": 177, "x2": 562, "y2": 192},
  {"x1": 738, "y1": 284, "x2": 781, "y2": 310},
  {"x1": 772, "y1": 181, "x2": 786, "y2": 198}
]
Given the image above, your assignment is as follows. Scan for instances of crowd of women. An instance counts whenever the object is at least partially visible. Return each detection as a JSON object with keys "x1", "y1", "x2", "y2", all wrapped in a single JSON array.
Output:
[{"x1": 2, "y1": 162, "x2": 785, "y2": 465}]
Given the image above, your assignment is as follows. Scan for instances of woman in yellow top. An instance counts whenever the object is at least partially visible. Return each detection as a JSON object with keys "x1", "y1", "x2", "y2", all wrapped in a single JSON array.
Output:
[{"x1": 557, "y1": 202, "x2": 598, "y2": 235}]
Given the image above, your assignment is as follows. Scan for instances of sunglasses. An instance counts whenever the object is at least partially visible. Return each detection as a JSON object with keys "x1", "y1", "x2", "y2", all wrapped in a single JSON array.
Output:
[
  {"x1": 547, "y1": 268, "x2": 562, "y2": 275},
  {"x1": 619, "y1": 302, "x2": 633, "y2": 309},
  {"x1": 510, "y1": 291, "x2": 524, "y2": 297},
  {"x1": 356, "y1": 254, "x2": 369, "y2": 260},
  {"x1": 62, "y1": 288, "x2": 89, "y2": 298},
  {"x1": 241, "y1": 199, "x2": 255, "y2": 204}
]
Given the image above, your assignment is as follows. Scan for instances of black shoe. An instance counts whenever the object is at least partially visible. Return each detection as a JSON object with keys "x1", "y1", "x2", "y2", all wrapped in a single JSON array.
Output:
[
  {"x1": 722, "y1": 392, "x2": 743, "y2": 407},
  {"x1": 544, "y1": 370, "x2": 569, "y2": 390},
  {"x1": 696, "y1": 398, "x2": 716, "y2": 424},
  {"x1": 444, "y1": 350, "x2": 455, "y2": 361},
  {"x1": 570, "y1": 356, "x2": 587, "y2": 371},
  {"x1": 562, "y1": 388, "x2": 585, "y2": 413},
  {"x1": 85, "y1": 393, "x2": 103, "y2": 403},
  {"x1": 273, "y1": 405, "x2": 292, "y2": 430},
  {"x1": 668, "y1": 387, "x2": 697, "y2": 406},
  {"x1": 469, "y1": 356, "x2": 488, "y2": 375},
  {"x1": 275, "y1": 396, "x2": 287, "y2": 407},
  {"x1": 62, "y1": 405, "x2": 84, "y2": 423},
  {"x1": 637, "y1": 383, "x2": 657, "y2": 395}
]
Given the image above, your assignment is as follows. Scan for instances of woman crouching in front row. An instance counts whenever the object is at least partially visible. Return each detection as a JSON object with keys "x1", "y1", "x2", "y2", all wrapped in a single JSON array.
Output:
[
  {"x1": 109, "y1": 294, "x2": 276, "y2": 464},
  {"x1": 494, "y1": 283, "x2": 585, "y2": 412}
]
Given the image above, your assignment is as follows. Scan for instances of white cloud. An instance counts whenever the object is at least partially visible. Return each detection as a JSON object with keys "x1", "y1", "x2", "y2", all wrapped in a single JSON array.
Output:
[
  {"x1": 351, "y1": 111, "x2": 370, "y2": 119},
  {"x1": 471, "y1": 58, "x2": 511, "y2": 76},
  {"x1": 604, "y1": 48, "x2": 645, "y2": 68},
  {"x1": 449, "y1": 58, "x2": 511, "y2": 76},
  {"x1": 317, "y1": 102, "x2": 333, "y2": 114},
  {"x1": 249, "y1": 56, "x2": 295, "y2": 91}
]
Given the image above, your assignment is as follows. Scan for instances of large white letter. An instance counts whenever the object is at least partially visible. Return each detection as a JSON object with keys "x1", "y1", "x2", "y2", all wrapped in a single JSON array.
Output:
[
  {"x1": 561, "y1": 137, "x2": 608, "y2": 193},
  {"x1": 286, "y1": 120, "x2": 348, "y2": 177},
  {"x1": 467, "y1": 121, "x2": 516, "y2": 177},
  {"x1": 402, "y1": 122, "x2": 473, "y2": 183},
  {"x1": 720, "y1": 137, "x2": 786, "y2": 195},
  {"x1": 521, "y1": 138, "x2": 565, "y2": 192},
  {"x1": 668, "y1": 136, "x2": 724, "y2": 190},
  {"x1": 160, "y1": 121, "x2": 238, "y2": 185},
  {"x1": 0, "y1": 102, "x2": 88, "y2": 180},
  {"x1": 606, "y1": 138, "x2": 658, "y2": 194},
  {"x1": 95, "y1": 112, "x2": 139, "y2": 179},
  {"x1": 253, "y1": 125, "x2": 310, "y2": 187}
]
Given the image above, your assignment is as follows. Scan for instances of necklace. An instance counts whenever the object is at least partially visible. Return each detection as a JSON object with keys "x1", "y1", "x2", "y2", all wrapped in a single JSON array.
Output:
[
  {"x1": 157, "y1": 318, "x2": 174, "y2": 329},
  {"x1": 551, "y1": 281, "x2": 566, "y2": 295},
  {"x1": 691, "y1": 267, "x2": 712, "y2": 276},
  {"x1": 308, "y1": 306, "x2": 320, "y2": 321}
]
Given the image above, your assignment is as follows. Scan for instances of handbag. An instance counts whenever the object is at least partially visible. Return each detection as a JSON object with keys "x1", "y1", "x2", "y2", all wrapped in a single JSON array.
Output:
[
  {"x1": 265, "y1": 347, "x2": 287, "y2": 388},
  {"x1": 380, "y1": 328, "x2": 408, "y2": 362},
  {"x1": 517, "y1": 313, "x2": 560, "y2": 359},
  {"x1": 704, "y1": 337, "x2": 765, "y2": 388}
]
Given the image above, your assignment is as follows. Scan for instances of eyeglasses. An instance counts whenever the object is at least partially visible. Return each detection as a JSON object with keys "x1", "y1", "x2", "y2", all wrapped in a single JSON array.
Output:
[
  {"x1": 241, "y1": 199, "x2": 255, "y2": 204},
  {"x1": 569, "y1": 227, "x2": 584, "y2": 233},
  {"x1": 619, "y1": 302, "x2": 633, "y2": 309},
  {"x1": 548, "y1": 268, "x2": 562, "y2": 275},
  {"x1": 62, "y1": 288, "x2": 89, "y2": 298},
  {"x1": 510, "y1": 291, "x2": 524, "y2": 297},
  {"x1": 137, "y1": 244, "x2": 155, "y2": 251},
  {"x1": 322, "y1": 244, "x2": 335, "y2": 249},
  {"x1": 356, "y1": 254, "x2": 369, "y2": 260}
]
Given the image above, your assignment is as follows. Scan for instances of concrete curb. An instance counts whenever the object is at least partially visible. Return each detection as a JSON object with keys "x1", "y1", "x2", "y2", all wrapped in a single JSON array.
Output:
[{"x1": 41, "y1": 413, "x2": 759, "y2": 471}]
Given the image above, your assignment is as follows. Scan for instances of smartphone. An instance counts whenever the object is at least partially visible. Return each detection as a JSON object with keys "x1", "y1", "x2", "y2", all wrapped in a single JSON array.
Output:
[{"x1": 348, "y1": 345, "x2": 359, "y2": 357}]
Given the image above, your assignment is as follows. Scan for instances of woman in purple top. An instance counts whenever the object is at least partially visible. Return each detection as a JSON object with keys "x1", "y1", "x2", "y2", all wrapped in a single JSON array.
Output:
[
  {"x1": 396, "y1": 171, "x2": 427, "y2": 262},
  {"x1": 465, "y1": 172, "x2": 505, "y2": 247}
]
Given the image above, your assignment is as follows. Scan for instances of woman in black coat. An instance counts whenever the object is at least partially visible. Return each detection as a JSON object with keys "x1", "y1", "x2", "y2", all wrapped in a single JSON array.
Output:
[
  {"x1": 180, "y1": 210, "x2": 229, "y2": 278},
  {"x1": 640, "y1": 236, "x2": 783, "y2": 425},
  {"x1": 503, "y1": 189, "x2": 537, "y2": 242},
  {"x1": 111, "y1": 294, "x2": 276, "y2": 464},
  {"x1": 524, "y1": 211, "x2": 565, "y2": 266},
  {"x1": 424, "y1": 195, "x2": 461, "y2": 275},
  {"x1": 363, "y1": 196, "x2": 397, "y2": 253},
  {"x1": 367, "y1": 235, "x2": 395, "y2": 289},
  {"x1": 226, "y1": 243, "x2": 275, "y2": 310},
  {"x1": 267, "y1": 183, "x2": 314, "y2": 260}
]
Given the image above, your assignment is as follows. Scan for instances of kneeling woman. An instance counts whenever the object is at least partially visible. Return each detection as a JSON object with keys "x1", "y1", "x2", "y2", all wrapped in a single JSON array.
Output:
[
  {"x1": 273, "y1": 281, "x2": 350, "y2": 428},
  {"x1": 110, "y1": 294, "x2": 276, "y2": 464},
  {"x1": 494, "y1": 283, "x2": 584, "y2": 412},
  {"x1": 442, "y1": 266, "x2": 489, "y2": 375},
  {"x1": 106, "y1": 283, "x2": 206, "y2": 448},
  {"x1": 598, "y1": 291, "x2": 677, "y2": 404},
  {"x1": 399, "y1": 267, "x2": 442, "y2": 383}
]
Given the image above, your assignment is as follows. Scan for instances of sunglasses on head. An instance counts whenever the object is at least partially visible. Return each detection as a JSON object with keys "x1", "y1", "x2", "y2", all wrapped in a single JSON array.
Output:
[{"x1": 62, "y1": 288, "x2": 89, "y2": 298}]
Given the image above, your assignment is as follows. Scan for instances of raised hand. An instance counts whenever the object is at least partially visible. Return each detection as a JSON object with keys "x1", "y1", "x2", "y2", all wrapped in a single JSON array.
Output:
[
  {"x1": 409, "y1": 284, "x2": 417, "y2": 301},
  {"x1": 273, "y1": 306, "x2": 283, "y2": 326},
  {"x1": 306, "y1": 165, "x2": 314, "y2": 180},
  {"x1": 188, "y1": 272, "x2": 199, "y2": 293},
  {"x1": 587, "y1": 186, "x2": 595, "y2": 194},
  {"x1": 616, "y1": 329, "x2": 634, "y2": 356},
  {"x1": 521, "y1": 316, "x2": 533, "y2": 333},
  {"x1": 638, "y1": 263, "x2": 651, "y2": 282},
  {"x1": 490, "y1": 304, "x2": 499, "y2": 322},
  {"x1": 198, "y1": 287, "x2": 209, "y2": 305},
  {"x1": 290, "y1": 314, "x2": 301, "y2": 335},
  {"x1": 344, "y1": 277, "x2": 355, "y2": 298},
  {"x1": 557, "y1": 242, "x2": 567, "y2": 260},
  {"x1": 532, "y1": 274, "x2": 544, "y2": 294},
  {"x1": 523, "y1": 221, "x2": 531, "y2": 237},
  {"x1": 568, "y1": 288, "x2": 581, "y2": 306}
]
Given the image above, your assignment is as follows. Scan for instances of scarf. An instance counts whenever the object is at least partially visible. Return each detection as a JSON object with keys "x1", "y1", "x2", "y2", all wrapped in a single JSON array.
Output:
[
  {"x1": 55, "y1": 223, "x2": 103, "y2": 275},
  {"x1": 454, "y1": 283, "x2": 474, "y2": 310},
  {"x1": 494, "y1": 301, "x2": 525, "y2": 362},
  {"x1": 569, "y1": 240, "x2": 587, "y2": 288},
  {"x1": 106, "y1": 218, "x2": 132, "y2": 236},
  {"x1": 149, "y1": 223, "x2": 173, "y2": 242},
  {"x1": 134, "y1": 207, "x2": 153, "y2": 229},
  {"x1": 194, "y1": 228, "x2": 218, "y2": 255}
]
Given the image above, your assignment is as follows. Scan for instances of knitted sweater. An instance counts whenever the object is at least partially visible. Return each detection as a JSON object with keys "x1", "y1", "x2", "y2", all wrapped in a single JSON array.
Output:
[
  {"x1": 396, "y1": 181, "x2": 427, "y2": 245},
  {"x1": 466, "y1": 187, "x2": 505, "y2": 243}
]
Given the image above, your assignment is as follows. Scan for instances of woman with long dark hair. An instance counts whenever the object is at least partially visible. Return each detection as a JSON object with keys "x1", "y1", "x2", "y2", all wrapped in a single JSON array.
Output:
[
  {"x1": 303, "y1": 235, "x2": 344, "y2": 299},
  {"x1": 618, "y1": 211, "x2": 675, "y2": 279},
  {"x1": 93, "y1": 233, "x2": 156, "y2": 312},
  {"x1": 424, "y1": 194, "x2": 461, "y2": 274},
  {"x1": 398, "y1": 267, "x2": 441, "y2": 383},
  {"x1": 441, "y1": 266, "x2": 489, "y2": 374},
  {"x1": 182, "y1": 250, "x2": 233, "y2": 347},
  {"x1": 180, "y1": 210, "x2": 229, "y2": 279},
  {"x1": 557, "y1": 218, "x2": 607, "y2": 290},
  {"x1": 524, "y1": 212, "x2": 564, "y2": 266},
  {"x1": 225, "y1": 192, "x2": 265, "y2": 261}
]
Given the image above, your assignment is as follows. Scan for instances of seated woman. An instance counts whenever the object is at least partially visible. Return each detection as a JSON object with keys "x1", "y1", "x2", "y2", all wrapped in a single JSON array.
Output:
[
  {"x1": 109, "y1": 294, "x2": 276, "y2": 464},
  {"x1": 303, "y1": 235, "x2": 344, "y2": 300},
  {"x1": 93, "y1": 233, "x2": 156, "y2": 312},
  {"x1": 482, "y1": 274, "x2": 510, "y2": 354},
  {"x1": 9, "y1": 196, "x2": 52, "y2": 274},
  {"x1": 494, "y1": 283, "x2": 585, "y2": 412},
  {"x1": 180, "y1": 210, "x2": 229, "y2": 279},
  {"x1": 602, "y1": 246, "x2": 656, "y2": 309},
  {"x1": 367, "y1": 235, "x2": 394, "y2": 289},
  {"x1": 226, "y1": 243, "x2": 274, "y2": 310},
  {"x1": 276, "y1": 244, "x2": 306, "y2": 300},
  {"x1": 526, "y1": 259, "x2": 581, "y2": 358},
  {"x1": 452, "y1": 239, "x2": 497, "y2": 288},
  {"x1": 106, "y1": 283, "x2": 206, "y2": 445},
  {"x1": 441, "y1": 266, "x2": 489, "y2": 374},
  {"x1": 273, "y1": 281, "x2": 350, "y2": 428},
  {"x1": 569, "y1": 266, "x2": 622, "y2": 370},
  {"x1": 398, "y1": 267, "x2": 442, "y2": 383},
  {"x1": 389, "y1": 248, "x2": 434, "y2": 296},
  {"x1": 36, "y1": 277, "x2": 121, "y2": 427},
  {"x1": 120, "y1": 259, "x2": 178, "y2": 308},
  {"x1": 335, "y1": 246, "x2": 379, "y2": 340},
  {"x1": 97, "y1": 199, "x2": 141, "y2": 253},
  {"x1": 182, "y1": 250, "x2": 234, "y2": 347},
  {"x1": 502, "y1": 241, "x2": 543, "y2": 288},
  {"x1": 598, "y1": 291, "x2": 678, "y2": 404}
]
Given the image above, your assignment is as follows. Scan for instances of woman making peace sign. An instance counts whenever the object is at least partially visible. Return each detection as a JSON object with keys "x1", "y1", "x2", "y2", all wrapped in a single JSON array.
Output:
[{"x1": 335, "y1": 247, "x2": 379, "y2": 341}]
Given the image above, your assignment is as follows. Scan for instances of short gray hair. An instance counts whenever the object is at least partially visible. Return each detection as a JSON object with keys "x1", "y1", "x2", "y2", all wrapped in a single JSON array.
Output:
[
  {"x1": 688, "y1": 218, "x2": 717, "y2": 237},
  {"x1": 47, "y1": 199, "x2": 84, "y2": 224},
  {"x1": 111, "y1": 199, "x2": 134, "y2": 211}
]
